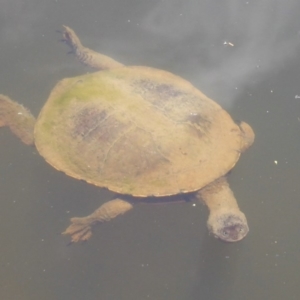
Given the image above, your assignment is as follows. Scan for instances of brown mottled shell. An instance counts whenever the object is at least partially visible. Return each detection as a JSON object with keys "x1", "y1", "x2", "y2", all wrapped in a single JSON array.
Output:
[{"x1": 34, "y1": 66, "x2": 243, "y2": 197}]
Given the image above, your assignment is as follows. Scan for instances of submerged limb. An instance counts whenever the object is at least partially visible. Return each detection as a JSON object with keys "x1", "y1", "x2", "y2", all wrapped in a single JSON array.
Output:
[
  {"x1": 62, "y1": 198, "x2": 133, "y2": 243},
  {"x1": 61, "y1": 26, "x2": 124, "y2": 70},
  {"x1": 197, "y1": 177, "x2": 249, "y2": 242},
  {"x1": 0, "y1": 94, "x2": 35, "y2": 145}
]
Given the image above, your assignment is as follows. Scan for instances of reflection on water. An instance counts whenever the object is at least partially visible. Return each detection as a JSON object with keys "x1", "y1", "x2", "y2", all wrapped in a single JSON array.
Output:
[{"x1": 1, "y1": 0, "x2": 300, "y2": 299}]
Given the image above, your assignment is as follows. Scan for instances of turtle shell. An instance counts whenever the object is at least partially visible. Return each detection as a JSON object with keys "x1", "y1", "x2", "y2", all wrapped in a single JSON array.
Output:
[{"x1": 34, "y1": 66, "x2": 243, "y2": 197}]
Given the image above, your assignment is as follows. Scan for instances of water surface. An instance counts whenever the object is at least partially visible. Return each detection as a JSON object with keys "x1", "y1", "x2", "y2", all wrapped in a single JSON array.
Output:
[{"x1": 1, "y1": 1, "x2": 300, "y2": 299}]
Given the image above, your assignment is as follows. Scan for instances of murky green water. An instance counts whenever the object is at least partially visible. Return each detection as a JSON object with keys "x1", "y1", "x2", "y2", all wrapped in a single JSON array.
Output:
[{"x1": 1, "y1": 1, "x2": 300, "y2": 299}]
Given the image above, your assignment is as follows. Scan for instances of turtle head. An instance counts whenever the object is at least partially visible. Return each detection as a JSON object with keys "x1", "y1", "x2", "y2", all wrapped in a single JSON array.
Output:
[{"x1": 207, "y1": 210, "x2": 249, "y2": 242}]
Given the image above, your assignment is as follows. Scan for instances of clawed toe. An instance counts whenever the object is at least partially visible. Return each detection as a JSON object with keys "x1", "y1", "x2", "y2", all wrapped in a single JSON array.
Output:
[{"x1": 62, "y1": 218, "x2": 93, "y2": 243}]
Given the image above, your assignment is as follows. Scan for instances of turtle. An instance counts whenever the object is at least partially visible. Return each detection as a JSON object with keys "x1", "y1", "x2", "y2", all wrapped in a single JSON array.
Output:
[{"x1": 0, "y1": 26, "x2": 255, "y2": 244}]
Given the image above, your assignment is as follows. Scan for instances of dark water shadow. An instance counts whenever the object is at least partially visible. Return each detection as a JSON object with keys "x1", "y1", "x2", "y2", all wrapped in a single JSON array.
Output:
[{"x1": 191, "y1": 233, "x2": 243, "y2": 299}]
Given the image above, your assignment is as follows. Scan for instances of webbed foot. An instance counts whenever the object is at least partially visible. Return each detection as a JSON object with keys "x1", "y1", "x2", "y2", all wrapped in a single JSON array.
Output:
[
  {"x1": 62, "y1": 217, "x2": 93, "y2": 243},
  {"x1": 62, "y1": 198, "x2": 133, "y2": 243},
  {"x1": 60, "y1": 25, "x2": 124, "y2": 70}
]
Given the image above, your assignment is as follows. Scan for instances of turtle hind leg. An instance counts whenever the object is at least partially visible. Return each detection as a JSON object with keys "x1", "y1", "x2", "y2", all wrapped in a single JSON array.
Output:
[
  {"x1": 61, "y1": 26, "x2": 124, "y2": 70},
  {"x1": 0, "y1": 95, "x2": 35, "y2": 145},
  {"x1": 62, "y1": 198, "x2": 133, "y2": 243}
]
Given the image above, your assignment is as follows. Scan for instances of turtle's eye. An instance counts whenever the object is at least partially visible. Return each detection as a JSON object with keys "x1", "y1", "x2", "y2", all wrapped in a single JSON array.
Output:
[{"x1": 222, "y1": 230, "x2": 229, "y2": 237}]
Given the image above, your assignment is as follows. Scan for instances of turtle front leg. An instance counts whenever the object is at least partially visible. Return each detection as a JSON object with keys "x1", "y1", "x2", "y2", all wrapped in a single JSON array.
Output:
[
  {"x1": 197, "y1": 177, "x2": 249, "y2": 242},
  {"x1": 0, "y1": 95, "x2": 35, "y2": 145},
  {"x1": 61, "y1": 26, "x2": 124, "y2": 70},
  {"x1": 62, "y1": 198, "x2": 133, "y2": 243}
]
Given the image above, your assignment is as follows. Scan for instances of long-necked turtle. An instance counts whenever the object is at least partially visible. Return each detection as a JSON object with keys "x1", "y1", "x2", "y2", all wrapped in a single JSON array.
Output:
[{"x1": 0, "y1": 26, "x2": 254, "y2": 243}]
